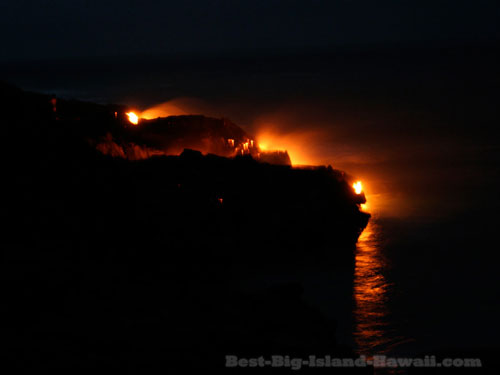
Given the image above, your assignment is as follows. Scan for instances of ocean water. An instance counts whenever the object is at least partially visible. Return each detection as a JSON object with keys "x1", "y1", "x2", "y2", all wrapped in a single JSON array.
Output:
[
  {"x1": 3, "y1": 47, "x2": 499, "y2": 360},
  {"x1": 354, "y1": 214, "x2": 499, "y2": 357}
]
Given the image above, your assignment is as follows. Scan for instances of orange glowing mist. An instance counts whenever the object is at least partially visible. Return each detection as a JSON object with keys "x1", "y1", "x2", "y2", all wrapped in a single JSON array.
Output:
[
  {"x1": 126, "y1": 112, "x2": 139, "y2": 125},
  {"x1": 139, "y1": 103, "x2": 185, "y2": 119},
  {"x1": 137, "y1": 98, "x2": 211, "y2": 120},
  {"x1": 255, "y1": 129, "x2": 318, "y2": 165}
]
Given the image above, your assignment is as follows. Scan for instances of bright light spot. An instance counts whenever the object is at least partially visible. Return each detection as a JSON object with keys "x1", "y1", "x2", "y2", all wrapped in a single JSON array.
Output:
[
  {"x1": 353, "y1": 181, "x2": 363, "y2": 194},
  {"x1": 126, "y1": 112, "x2": 139, "y2": 125}
]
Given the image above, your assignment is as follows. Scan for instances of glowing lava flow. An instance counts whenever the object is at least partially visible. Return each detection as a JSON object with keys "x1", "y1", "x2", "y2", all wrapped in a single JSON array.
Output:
[
  {"x1": 353, "y1": 181, "x2": 363, "y2": 195},
  {"x1": 126, "y1": 112, "x2": 139, "y2": 125}
]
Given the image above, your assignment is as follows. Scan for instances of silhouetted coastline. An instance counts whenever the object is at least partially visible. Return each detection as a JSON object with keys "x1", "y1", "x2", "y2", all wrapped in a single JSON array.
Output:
[{"x1": 3, "y1": 83, "x2": 373, "y2": 372}]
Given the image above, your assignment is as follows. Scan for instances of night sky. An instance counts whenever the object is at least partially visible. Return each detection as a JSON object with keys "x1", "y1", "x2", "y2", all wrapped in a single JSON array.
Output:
[{"x1": 1, "y1": 0, "x2": 498, "y2": 61}]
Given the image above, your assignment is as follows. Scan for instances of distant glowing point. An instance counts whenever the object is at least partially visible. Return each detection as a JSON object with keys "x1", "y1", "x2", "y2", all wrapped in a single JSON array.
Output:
[
  {"x1": 126, "y1": 112, "x2": 139, "y2": 125},
  {"x1": 353, "y1": 181, "x2": 363, "y2": 195}
]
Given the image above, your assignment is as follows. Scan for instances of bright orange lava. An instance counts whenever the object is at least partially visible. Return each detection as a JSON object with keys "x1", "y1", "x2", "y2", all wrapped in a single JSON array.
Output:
[
  {"x1": 353, "y1": 181, "x2": 363, "y2": 194},
  {"x1": 126, "y1": 112, "x2": 139, "y2": 125}
]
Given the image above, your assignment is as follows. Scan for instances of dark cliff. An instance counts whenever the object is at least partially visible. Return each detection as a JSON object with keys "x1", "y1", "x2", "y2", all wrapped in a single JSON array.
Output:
[{"x1": 2, "y1": 83, "x2": 370, "y2": 373}]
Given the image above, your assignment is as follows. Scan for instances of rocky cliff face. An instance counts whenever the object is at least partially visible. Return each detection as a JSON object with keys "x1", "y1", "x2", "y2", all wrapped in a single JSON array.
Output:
[{"x1": 95, "y1": 113, "x2": 294, "y2": 165}]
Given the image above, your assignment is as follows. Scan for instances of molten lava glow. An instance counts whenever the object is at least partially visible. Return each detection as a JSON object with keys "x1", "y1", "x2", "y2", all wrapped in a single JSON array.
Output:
[
  {"x1": 353, "y1": 181, "x2": 363, "y2": 194},
  {"x1": 126, "y1": 112, "x2": 139, "y2": 125}
]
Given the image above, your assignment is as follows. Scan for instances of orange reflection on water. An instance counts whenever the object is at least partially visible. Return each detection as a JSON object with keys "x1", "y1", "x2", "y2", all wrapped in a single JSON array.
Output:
[{"x1": 353, "y1": 220, "x2": 391, "y2": 356}]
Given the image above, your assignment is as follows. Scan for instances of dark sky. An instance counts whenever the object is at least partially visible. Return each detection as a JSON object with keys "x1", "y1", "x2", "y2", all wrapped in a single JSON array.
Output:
[{"x1": 0, "y1": 0, "x2": 498, "y2": 61}]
